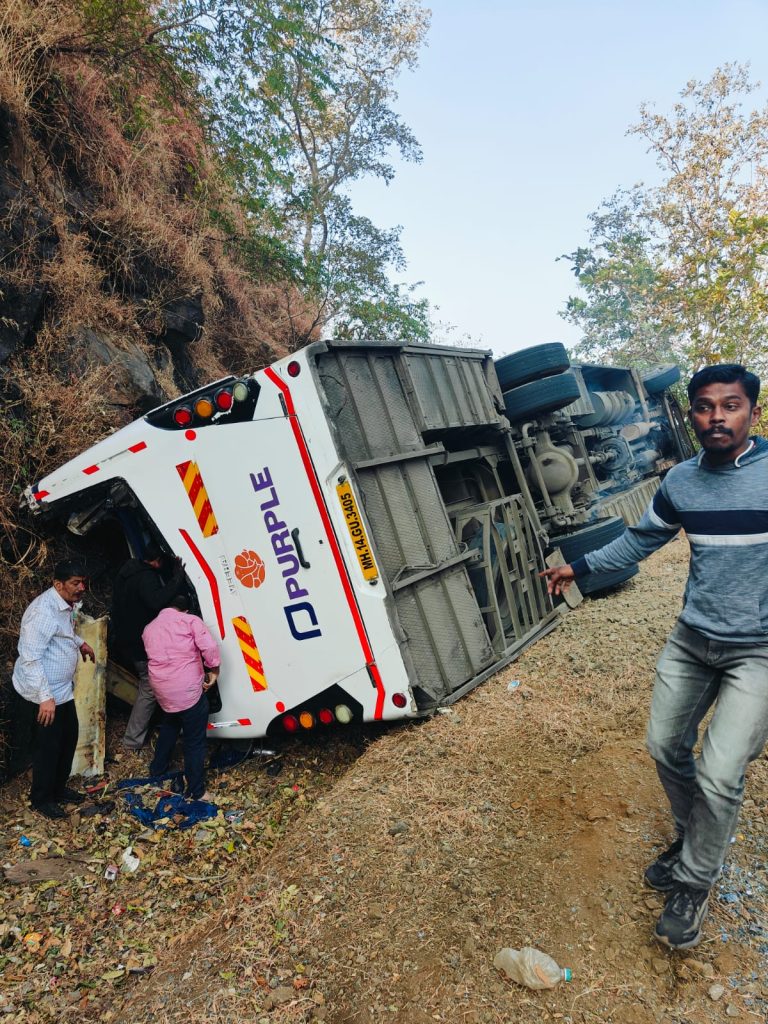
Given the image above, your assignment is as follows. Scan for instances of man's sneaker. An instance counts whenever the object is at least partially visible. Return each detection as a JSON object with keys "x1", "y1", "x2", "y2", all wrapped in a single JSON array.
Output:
[
  {"x1": 654, "y1": 882, "x2": 709, "y2": 949},
  {"x1": 644, "y1": 836, "x2": 684, "y2": 892},
  {"x1": 56, "y1": 787, "x2": 85, "y2": 805},
  {"x1": 32, "y1": 801, "x2": 68, "y2": 820}
]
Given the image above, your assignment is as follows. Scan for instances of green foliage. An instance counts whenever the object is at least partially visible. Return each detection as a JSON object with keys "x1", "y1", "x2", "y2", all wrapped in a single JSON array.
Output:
[
  {"x1": 298, "y1": 197, "x2": 430, "y2": 342},
  {"x1": 561, "y1": 189, "x2": 677, "y2": 367},
  {"x1": 70, "y1": 0, "x2": 433, "y2": 343},
  {"x1": 254, "y1": 0, "x2": 431, "y2": 338},
  {"x1": 562, "y1": 64, "x2": 768, "y2": 378},
  {"x1": 334, "y1": 284, "x2": 432, "y2": 343}
]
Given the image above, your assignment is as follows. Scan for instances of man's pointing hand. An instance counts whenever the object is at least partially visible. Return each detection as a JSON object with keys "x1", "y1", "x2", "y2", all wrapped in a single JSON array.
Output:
[{"x1": 539, "y1": 564, "x2": 576, "y2": 596}]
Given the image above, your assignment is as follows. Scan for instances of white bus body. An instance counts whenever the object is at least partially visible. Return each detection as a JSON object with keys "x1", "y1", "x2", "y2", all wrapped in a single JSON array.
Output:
[{"x1": 25, "y1": 341, "x2": 559, "y2": 739}]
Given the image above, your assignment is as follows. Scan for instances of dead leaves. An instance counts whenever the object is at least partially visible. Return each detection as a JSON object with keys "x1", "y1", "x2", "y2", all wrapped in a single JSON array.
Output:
[{"x1": 0, "y1": 738, "x2": 346, "y2": 1023}]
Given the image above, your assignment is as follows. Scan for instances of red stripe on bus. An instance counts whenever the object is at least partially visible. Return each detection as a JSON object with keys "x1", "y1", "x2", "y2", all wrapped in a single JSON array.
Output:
[
  {"x1": 187, "y1": 471, "x2": 203, "y2": 507},
  {"x1": 34, "y1": 490, "x2": 49, "y2": 500},
  {"x1": 83, "y1": 465, "x2": 99, "y2": 475},
  {"x1": 242, "y1": 651, "x2": 264, "y2": 675},
  {"x1": 129, "y1": 441, "x2": 147, "y2": 453},
  {"x1": 233, "y1": 623, "x2": 253, "y2": 645},
  {"x1": 178, "y1": 527, "x2": 225, "y2": 639},
  {"x1": 263, "y1": 366, "x2": 385, "y2": 719}
]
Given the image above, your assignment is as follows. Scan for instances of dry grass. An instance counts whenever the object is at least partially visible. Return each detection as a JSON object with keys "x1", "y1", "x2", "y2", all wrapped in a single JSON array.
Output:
[
  {"x1": 0, "y1": 1, "x2": 318, "y2": 770},
  {"x1": 5, "y1": 542, "x2": 765, "y2": 1024},
  {"x1": 101, "y1": 543, "x2": 690, "y2": 1024}
]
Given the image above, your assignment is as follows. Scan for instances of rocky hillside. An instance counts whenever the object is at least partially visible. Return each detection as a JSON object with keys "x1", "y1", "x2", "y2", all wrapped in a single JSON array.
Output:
[{"x1": 0, "y1": 1, "x2": 315, "y2": 771}]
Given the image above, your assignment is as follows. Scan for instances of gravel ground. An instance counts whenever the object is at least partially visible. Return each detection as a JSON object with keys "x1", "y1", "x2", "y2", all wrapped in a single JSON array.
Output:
[{"x1": 3, "y1": 537, "x2": 768, "y2": 1023}]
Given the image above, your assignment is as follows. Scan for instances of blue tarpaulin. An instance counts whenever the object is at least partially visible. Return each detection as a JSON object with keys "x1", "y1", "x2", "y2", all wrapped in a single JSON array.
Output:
[{"x1": 117, "y1": 772, "x2": 217, "y2": 829}]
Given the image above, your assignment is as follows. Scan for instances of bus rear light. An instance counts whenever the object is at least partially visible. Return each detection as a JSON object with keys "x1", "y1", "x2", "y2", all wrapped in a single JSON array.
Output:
[
  {"x1": 392, "y1": 692, "x2": 408, "y2": 709},
  {"x1": 287, "y1": 361, "x2": 301, "y2": 378},
  {"x1": 195, "y1": 397, "x2": 215, "y2": 418},
  {"x1": 299, "y1": 711, "x2": 315, "y2": 730},
  {"x1": 147, "y1": 377, "x2": 261, "y2": 431},
  {"x1": 173, "y1": 407, "x2": 193, "y2": 427},
  {"x1": 335, "y1": 704, "x2": 353, "y2": 725},
  {"x1": 282, "y1": 714, "x2": 299, "y2": 733},
  {"x1": 317, "y1": 708, "x2": 334, "y2": 725}
]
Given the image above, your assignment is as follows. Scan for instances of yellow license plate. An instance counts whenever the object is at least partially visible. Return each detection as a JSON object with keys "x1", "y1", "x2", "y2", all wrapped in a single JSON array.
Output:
[{"x1": 336, "y1": 483, "x2": 378, "y2": 581}]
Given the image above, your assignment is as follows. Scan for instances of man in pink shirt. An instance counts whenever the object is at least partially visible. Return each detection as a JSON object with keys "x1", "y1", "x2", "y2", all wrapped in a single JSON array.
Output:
[{"x1": 142, "y1": 594, "x2": 220, "y2": 801}]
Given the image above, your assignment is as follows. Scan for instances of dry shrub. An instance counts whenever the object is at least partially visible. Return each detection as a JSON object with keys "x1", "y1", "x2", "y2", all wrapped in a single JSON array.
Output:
[
  {"x1": 0, "y1": 356, "x2": 115, "y2": 641},
  {"x1": 0, "y1": 0, "x2": 318, "y2": 746},
  {"x1": 55, "y1": 59, "x2": 133, "y2": 179},
  {"x1": 0, "y1": 1, "x2": 70, "y2": 123},
  {"x1": 2, "y1": 0, "x2": 306, "y2": 358},
  {"x1": 93, "y1": 190, "x2": 215, "y2": 302},
  {"x1": 41, "y1": 218, "x2": 104, "y2": 299}
]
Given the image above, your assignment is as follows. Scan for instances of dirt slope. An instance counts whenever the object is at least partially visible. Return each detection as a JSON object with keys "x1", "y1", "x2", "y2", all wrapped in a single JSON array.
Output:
[
  {"x1": 3, "y1": 539, "x2": 767, "y2": 1023},
  {"x1": 110, "y1": 538, "x2": 768, "y2": 1024}
]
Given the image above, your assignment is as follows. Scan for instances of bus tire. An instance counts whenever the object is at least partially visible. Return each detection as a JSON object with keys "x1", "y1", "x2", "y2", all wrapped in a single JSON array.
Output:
[
  {"x1": 551, "y1": 516, "x2": 638, "y2": 595},
  {"x1": 641, "y1": 364, "x2": 681, "y2": 395},
  {"x1": 502, "y1": 371, "x2": 581, "y2": 421},
  {"x1": 579, "y1": 563, "x2": 639, "y2": 595},
  {"x1": 495, "y1": 343, "x2": 571, "y2": 390}
]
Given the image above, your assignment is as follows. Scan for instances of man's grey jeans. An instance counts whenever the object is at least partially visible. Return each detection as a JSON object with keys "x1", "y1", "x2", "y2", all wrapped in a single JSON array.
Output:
[
  {"x1": 122, "y1": 659, "x2": 156, "y2": 750},
  {"x1": 647, "y1": 620, "x2": 768, "y2": 890}
]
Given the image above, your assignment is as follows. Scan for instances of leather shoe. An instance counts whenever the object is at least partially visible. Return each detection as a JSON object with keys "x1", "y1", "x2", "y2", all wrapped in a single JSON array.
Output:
[
  {"x1": 56, "y1": 787, "x2": 86, "y2": 805},
  {"x1": 32, "y1": 801, "x2": 68, "y2": 820}
]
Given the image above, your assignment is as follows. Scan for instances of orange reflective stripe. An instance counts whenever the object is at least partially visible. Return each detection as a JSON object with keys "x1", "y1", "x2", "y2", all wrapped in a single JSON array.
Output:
[
  {"x1": 176, "y1": 461, "x2": 219, "y2": 537},
  {"x1": 232, "y1": 615, "x2": 267, "y2": 692}
]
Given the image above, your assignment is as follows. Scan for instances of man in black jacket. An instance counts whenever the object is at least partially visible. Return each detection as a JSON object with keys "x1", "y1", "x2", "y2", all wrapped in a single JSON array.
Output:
[{"x1": 111, "y1": 543, "x2": 185, "y2": 751}]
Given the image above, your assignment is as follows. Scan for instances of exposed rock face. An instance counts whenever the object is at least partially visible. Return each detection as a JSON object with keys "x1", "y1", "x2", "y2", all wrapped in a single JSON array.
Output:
[
  {"x1": 0, "y1": 74, "x2": 294, "y2": 416},
  {"x1": 70, "y1": 327, "x2": 164, "y2": 411},
  {"x1": 0, "y1": 162, "x2": 55, "y2": 362},
  {"x1": 147, "y1": 295, "x2": 205, "y2": 393},
  {"x1": 159, "y1": 295, "x2": 204, "y2": 346},
  {"x1": 0, "y1": 154, "x2": 205, "y2": 406}
]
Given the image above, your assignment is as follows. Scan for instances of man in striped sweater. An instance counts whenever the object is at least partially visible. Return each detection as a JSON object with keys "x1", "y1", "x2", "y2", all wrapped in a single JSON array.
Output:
[{"x1": 542, "y1": 363, "x2": 767, "y2": 950}]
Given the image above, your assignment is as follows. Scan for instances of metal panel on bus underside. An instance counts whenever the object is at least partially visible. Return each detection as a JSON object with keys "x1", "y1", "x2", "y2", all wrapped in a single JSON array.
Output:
[
  {"x1": 316, "y1": 346, "x2": 502, "y2": 463},
  {"x1": 402, "y1": 349, "x2": 501, "y2": 431},
  {"x1": 315, "y1": 346, "x2": 497, "y2": 702},
  {"x1": 153, "y1": 416, "x2": 370, "y2": 730},
  {"x1": 354, "y1": 459, "x2": 494, "y2": 701}
]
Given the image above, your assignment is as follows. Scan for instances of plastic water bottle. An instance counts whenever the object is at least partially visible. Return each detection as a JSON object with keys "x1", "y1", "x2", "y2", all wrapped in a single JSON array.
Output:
[{"x1": 493, "y1": 947, "x2": 572, "y2": 989}]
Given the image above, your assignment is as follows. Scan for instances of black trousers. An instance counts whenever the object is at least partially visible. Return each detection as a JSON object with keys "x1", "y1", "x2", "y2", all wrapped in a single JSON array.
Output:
[{"x1": 30, "y1": 699, "x2": 79, "y2": 806}]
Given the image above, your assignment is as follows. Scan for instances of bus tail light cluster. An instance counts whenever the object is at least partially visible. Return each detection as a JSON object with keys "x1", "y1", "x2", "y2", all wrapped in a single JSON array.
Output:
[
  {"x1": 280, "y1": 704, "x2": 352, "y2": 733},
  {"x1": 147, "y1": 377, "x2": 260, "y2": 431},
  {"x1": 171, "y1": 385, "x2": 248, "y2": 427}
]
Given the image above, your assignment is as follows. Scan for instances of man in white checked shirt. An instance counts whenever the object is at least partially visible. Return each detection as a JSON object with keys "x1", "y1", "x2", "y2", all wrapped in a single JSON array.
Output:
[{"x1": 13, "y1": 560, "x2": 95, "y2": 819}]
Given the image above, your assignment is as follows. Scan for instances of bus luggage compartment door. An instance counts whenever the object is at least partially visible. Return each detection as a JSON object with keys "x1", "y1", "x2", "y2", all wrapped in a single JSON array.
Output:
[
  {"x1": 315, "y1": 345, "x2": 498, "y2": 707},
  {"x1": 181, "y1": 415, "x2": 373, "y2": 727}
]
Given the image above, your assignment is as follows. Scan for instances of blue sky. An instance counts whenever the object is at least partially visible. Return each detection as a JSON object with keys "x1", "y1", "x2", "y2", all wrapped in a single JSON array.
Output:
[{"x1": 348, "y1": 0, "x2": 768, "y2": 357}]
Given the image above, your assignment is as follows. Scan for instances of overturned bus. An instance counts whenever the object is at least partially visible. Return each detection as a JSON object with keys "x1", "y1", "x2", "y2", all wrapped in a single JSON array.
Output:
[{"x1": 22, "y1": 340, "x2": 692, "y2": 741}]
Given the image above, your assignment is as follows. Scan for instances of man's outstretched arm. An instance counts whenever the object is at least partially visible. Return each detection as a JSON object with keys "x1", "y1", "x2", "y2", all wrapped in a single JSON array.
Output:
[{"x1": 540, "y1": 484, "x2": 682, "y2": 594}]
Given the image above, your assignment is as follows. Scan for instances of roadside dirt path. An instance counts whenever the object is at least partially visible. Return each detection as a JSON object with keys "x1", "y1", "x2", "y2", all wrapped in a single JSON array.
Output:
[
  {"x1": 116, "y1": 537, "x2": 768, "y2": 1024},
  {"x1": 4, "y1": 538, "x2": 768, "y2": 1023}
]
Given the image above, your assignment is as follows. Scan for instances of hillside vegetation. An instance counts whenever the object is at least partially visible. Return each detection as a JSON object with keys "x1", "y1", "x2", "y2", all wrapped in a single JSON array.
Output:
[
  {"x1": 1, "y1": 0, "x2": 304, "y2": 600},
  {"x1": 0, "y1": 0, "x2": 429, "y2": 771}
]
